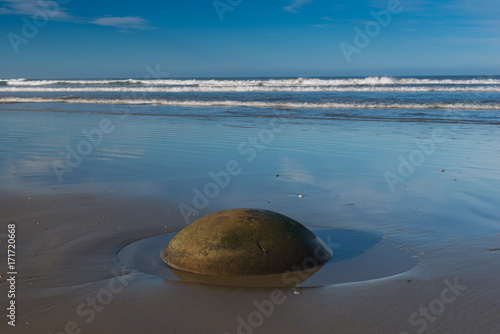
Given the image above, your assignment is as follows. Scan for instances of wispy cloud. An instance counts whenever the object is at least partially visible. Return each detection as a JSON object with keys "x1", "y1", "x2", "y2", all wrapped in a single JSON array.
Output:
[
  {"x1": 313, "y1": 16, "x2": 338, "y2": 28},
  {"x1": 0, "y1": 7, "x2": 13, "y2": 14},
  {"x1": 445, "y1": 0, "x2": 500, "y2": 15},
  {"x1": 92, "y1": 16, "x2": 150, "y2": 30},
  {"x1": 321, "y1": 16, "x2": 338, "y2": 22},
  {"x1": 0, "y1": 0, "x2": 73, "y2": 20},
  {"x1": 311, "y1": 24, "x2": 335, "y2": 29},
  {"x1": 441, "y1": 37, "x2": 500, "y2": 46},
  {"x1": 0, "y1": 0, "x2": 151, "y2": 30},
  {"x1": 283, "y1": 0, "x2": 313, "y2": 13}
]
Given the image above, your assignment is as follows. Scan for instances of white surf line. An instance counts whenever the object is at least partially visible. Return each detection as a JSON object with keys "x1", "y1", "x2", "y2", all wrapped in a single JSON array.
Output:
[
  {"x1": 1, "y1": 98, "x2": 500, "y2": 110},
  {"x1": 3, "y1": 77, "x2": 500, "y2": 86},
  {"x1": 1, "y1": 87, "x2": 500, "y2": 93}
]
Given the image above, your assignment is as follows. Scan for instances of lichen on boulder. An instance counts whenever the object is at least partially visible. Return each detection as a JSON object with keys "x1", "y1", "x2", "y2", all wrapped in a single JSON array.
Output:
[{"x1": 161, "y1": 208, "x2": 332, "y2": 277}]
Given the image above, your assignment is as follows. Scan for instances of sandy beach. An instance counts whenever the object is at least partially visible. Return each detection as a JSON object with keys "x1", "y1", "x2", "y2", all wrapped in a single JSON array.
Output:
[
  {"x1": 1, "y1": 0, "x2": 499, "y2": 330},
  {"x1": 1, "y1": 107, "x2": 499, "y2": 333}
]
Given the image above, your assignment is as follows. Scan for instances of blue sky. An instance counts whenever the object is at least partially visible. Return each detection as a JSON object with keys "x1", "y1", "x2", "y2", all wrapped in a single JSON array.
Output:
[{"x1": 0, "y1": 0, "x2": 499, "y2": 78}]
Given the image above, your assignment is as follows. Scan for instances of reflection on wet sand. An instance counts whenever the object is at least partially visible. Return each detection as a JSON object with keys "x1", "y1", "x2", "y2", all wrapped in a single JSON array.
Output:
[{"x1": 118, "y1": 229, "x2": 418, "y2": 288}]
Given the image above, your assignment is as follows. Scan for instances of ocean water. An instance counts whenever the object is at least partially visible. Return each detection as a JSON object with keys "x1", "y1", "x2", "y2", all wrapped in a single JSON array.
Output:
[
  {"x1": 1, "y1": 75, "x2": 500, "y2": 123},
  {"x1": 1, "y1": 75, "x2": 499, "y2": 242}
]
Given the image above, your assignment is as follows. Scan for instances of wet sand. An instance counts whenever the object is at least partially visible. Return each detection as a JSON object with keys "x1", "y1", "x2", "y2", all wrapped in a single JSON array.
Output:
[{"x1": 1, "y1": 110, "x2": 500, "y2": 333}]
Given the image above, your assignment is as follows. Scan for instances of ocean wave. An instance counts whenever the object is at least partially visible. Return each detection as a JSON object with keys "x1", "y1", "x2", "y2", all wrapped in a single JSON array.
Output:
[
  {"x1": 1, "y1": 86, "x2": 500, "y2": 93},
  {"x1": 1, "y1": 97, "x2": 499, "y2": 110},
  {"x1": 2, "y1": 78, "x2": 149, "y2": 86},
  {"x1": 2, "y1": 77, "x2": 500, "y2": 88}
]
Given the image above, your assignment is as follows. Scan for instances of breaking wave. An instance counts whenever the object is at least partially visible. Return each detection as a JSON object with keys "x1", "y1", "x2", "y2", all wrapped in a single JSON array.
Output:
[
  {"x1": 1, "y1": 86, "x2": 500, "y2": 93},
  {"x1": 1, "y1": 97, "x2": 499, "y2": 110},
  {"x1": 1, "y1": 77, "x2": 500, "y2": 90}
]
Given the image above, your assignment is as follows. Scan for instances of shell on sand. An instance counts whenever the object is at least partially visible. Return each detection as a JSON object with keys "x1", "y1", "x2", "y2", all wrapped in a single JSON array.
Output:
[{"x1": 161, "y1": 208, "x2": 332, "y2": 277}]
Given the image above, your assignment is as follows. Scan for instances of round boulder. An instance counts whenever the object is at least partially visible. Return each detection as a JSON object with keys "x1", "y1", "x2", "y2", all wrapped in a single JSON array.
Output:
[{"x1": 161, "y1": 208, "x2": 332, "y2": 277}]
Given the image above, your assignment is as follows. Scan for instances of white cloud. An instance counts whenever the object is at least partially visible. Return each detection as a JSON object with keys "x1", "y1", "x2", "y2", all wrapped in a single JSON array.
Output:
[
  {"x1": 0, "y1": 7, "x2": 14, "y2": 14},
  {"x1": 0, "y1": 1, "x2": 151, "y2": 30},
  {"x1": 321, "y1": 16, "x2": 338, "y2": 22},
  {"x1": 283, "y1": 0, "x2": 313, "y2": 13},
  {"x1": 92, "y1": 16, "x2": 149, "y2": 30},
  {"x1": 0, "y1": 0, "x2": 73, "y2": 20},
  {"x1": 311, "y1": 24, "x2": 335, "y2": 29}
]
